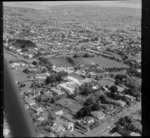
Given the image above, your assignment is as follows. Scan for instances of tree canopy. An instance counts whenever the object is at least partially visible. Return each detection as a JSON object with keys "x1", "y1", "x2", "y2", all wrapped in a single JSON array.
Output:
[{"x1": 109, "y1": 85, "x2": 118, "y2": 93}]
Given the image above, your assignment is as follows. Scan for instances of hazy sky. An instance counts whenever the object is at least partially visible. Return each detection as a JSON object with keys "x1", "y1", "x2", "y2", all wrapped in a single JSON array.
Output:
[{"x1": 3, "y1": 0, "x2": 141, "y2": 9}]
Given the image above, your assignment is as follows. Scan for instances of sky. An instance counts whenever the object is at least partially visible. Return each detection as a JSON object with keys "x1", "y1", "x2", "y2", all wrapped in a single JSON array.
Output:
[{"x1": 3, "y1": 0, "x2": 141, "y2": 9}]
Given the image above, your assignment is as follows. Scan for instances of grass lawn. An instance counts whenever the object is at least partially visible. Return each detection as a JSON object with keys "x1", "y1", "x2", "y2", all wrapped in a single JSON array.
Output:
[
  {"x1": 11, "y1": 68, "x2": 28, "y2": 82},
  {"x1": 73, "y1": 57, "x2": 129, "y2": 68},
  {"x1": 57, "y1": 98, "x2": 83, "y2": 114},
  {"x1": 48, "y1": 57, "x2": 72, "y2": 67},
  {"x1": 47, "y1": 56, "x2": 129, "y2": 69}
]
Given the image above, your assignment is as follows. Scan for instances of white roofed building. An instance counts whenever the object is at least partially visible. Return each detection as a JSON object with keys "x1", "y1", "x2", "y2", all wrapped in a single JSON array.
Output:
[
  {"x1": 58, "y1": 82, "x2": 78, "y2": 95},
  {"x1": 66, "y1": 76, "x2": 81, "y2": 86}
]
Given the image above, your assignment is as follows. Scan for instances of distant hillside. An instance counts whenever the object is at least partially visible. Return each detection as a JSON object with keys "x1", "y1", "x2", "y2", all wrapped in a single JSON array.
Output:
[{"x1": 8, "y1": 39, "x2": 37, "y2": 49}]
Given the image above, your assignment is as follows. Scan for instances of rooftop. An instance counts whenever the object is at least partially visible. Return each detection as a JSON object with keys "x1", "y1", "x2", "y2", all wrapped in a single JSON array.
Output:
[{"x1": 51, "y1": 87, "x2": 65, "y2": 95}]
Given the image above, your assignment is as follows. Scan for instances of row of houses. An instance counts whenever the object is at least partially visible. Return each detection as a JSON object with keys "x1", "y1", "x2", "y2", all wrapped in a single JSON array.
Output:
[
  {"x1": 10, "y1": 62, "x2": 28, "y2": 69},
  {"x1": 4, "y1": 42, "x2": 35, "y2": 59},
  {"x1": 86, "y1": 48, "x2": 122, "y2": 62}
]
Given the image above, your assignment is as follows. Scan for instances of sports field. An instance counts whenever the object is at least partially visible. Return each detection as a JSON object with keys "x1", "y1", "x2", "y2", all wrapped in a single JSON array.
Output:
[
  {"x1": 73, "y1": 57, "x2": 129, "y2": 68},
  {"x1": 48, "y1": 56, "x2": 129, "y2": 68}
]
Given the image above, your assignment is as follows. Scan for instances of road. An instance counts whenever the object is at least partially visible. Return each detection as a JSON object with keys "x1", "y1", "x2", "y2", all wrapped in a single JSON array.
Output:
[
  {"x1": 84, "y1": 102, "x2": 141, "y2": 137},
  {"x1": 4, "y1": 50, "x2": 18, "y2": 58},
  {"x1": 4, "y1": 50, "x2": 35, "y2": 63}
]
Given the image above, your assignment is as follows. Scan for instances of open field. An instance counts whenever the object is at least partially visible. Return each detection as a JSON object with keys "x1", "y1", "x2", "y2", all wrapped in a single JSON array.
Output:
[
  {"x1": 57, "y1": 98, "x2": 83, "y2": 114},
  {"x1": 11, "y1": 68, "x2": 28, "y2": 82},
  {"x1": 73, "y1": 57, "x2": 129, "y2": 68},
  {"x1": 4, "y1": 51, "x2": 18, "y2": 61},
  {"x1": 48, "y1": 56, "x2": 129, "y2": 68},
  {"x1": 48, "y1": 57, "x2": 72, "y2": 67}
]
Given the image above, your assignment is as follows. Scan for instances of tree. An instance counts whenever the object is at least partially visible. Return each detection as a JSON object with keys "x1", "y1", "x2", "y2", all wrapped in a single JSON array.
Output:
[
  {"x1": 41, "y1": 67, "x2": 48, "y2": 73},
  {"x1": 50, "y1": 97, "x2": 55, "y2": 103},
  {"x1": 115, "y1": 74, "x2": 126, "y2": 82},
  {"x1": 57, "y1": 71, "x2": 68, "y2": 78},
  {"x1": 120, "y1": 95, "x2": 131, "y2": 105},
  {"x1": 123, "y1": 88, "x2": 139, "y2": 98},
  {"x1": 66, "y1": 56, "x2": 75, "y2": 65},
  {"x1": 119, "y1": 129, "x2": 131, "y2": 136},
  {"x1": 122, "y1": 55, "x2": 128, "y2": 61},
  {"x1": 91, "y1": 103, "x2": 100, "y2": 111},
  {"x1": 105, "y1": 85, "x2": 109, "y2": 88},
  {"x1": 19, "y1": 83, "x2": 26, "y2": 88},
  {"x1": 107, "y1": 92, "x2": 120, "y2": 100},
  {"x1": 79, "y1": 83, "x2": 93, "y2": 96},
  {"x1": 115, "y1": 79, "x2": 121, "y2": 85},
  {"x1": 95, "y1": 75, "x2": 99, "y2": 81},
  {"x1": 74, "y1": 108, "x2": 85, "y2": 119},
  {"x1": 84, "y1": 95, "x2": 97, "y2": 106},
  {"x1": 109, "y1": 85, "x2": 118, "y2": 93},
  {"x1": 45, "y1": 74, "x2": 56, "y2": 84},
  {"x1": 42, "y1": 94, "x2": 51, "y2": 103},
  {"x1": 130, "y1": 121, "x2": 142, "y2": 134},
  {"x1": 40, "y1": 120, "x2": 49, "y2": 127},
  {"x1": 73, "y1": 54, "x2": 78, "y2": 58},
  {"x1": 110, "y1": 74, "x2": 114, "y2": 78},
  {"x1": 135, "y1": 93, "x2": 141, "y2": 101},
  {"x1": 39, "y1": 57, "x2": 48, "y2": 64},
  {"x1": 74, "y1": 65, "x2": 80, "y2": 71},
  {"x1": 114, "y1": 115, "x2": 142, "y2": 136},
  {"x1": 124, "y1": 76, "x2": 137, "y2": 89},
  {"x1": 75, "y1": 106, "x2": 91, "y2": 119},
  {"x1": 99, "y1": 95, "x2": 108, "y2": 104},
  {"x1": 83, "y1": 53, "x2": 90, "y2": 58},
  {"x1": 124, "y1": 116, "x2": 132, "y2": 123},
  {"x1": 32, "y1": 61, "x2": 38, "y2": 66},
  {"x1": 35, "y1": 95, "x2": 41, "y2": 103},
  {"x1": 23, "y1": 68, "x2": 29, "y2": 74}
]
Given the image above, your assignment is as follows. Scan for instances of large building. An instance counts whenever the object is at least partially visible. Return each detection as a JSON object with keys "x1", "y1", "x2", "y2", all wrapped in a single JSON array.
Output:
[
  {"x1": 51, "y1": 87, "x2": 66, "y2": 96},
  {"x1": 66, "y1": 76, "x2": 82, "y2": 86},
  {"x1": 58, "y1": 82, "x2": 78, "y2": 95}
]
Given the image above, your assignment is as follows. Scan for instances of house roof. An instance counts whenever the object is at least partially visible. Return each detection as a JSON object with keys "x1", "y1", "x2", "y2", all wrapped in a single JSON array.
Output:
[
  {"x1": 51, "y1": 87, "x2": 65, "y2": 95},
  {"x1": 59, "y1": 82, "x2": 77, "y2": 93},
  {"x1": 111, "y1": 132, "x2": 122, "y2": 136},
  {"x1": 130, "y1": 132, "x2": 141, "y2": 136}
]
